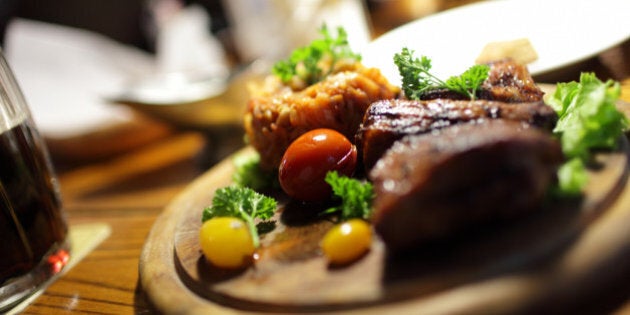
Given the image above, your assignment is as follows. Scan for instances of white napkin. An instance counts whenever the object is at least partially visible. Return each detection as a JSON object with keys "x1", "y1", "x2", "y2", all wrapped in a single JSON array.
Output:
[
  {"x1": 4, "y1": 4, "x2": 228, "y2": 139},
  {"x1": 4, "y1": 18, "x2": 155, "y2": 139}
]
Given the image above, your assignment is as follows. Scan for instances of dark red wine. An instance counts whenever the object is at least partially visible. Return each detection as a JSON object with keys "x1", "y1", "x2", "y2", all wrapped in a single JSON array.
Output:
[{"x1": 0, "y1": 119, "x2": 67, "y2": 283}]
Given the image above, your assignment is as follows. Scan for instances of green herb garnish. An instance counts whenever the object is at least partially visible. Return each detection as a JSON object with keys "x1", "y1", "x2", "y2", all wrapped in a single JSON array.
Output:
[
  {"x1": 444, "y1": 64, "x2": 490, "y2": 100},
  {"x1": 322, "y1": 171, "x2": 374, "y2": 221},
  {"x1": 548, "y1": 72, "x2": 628, "y2": 196},
  {"x1": 202, "y1": 186, "x2": 277, "y2": 248},
  {"x1": 272, "y1": 25, "x2": 361, "y2": 86},
  {"x1": 393, "y1": 47, "x2": 489, "y2": 100},
  {"x1": 549, "y1": 72, "x2": 627, "y2": 159},
  {"x1": 232, "y1": 152, "x2": 278, "y2": 190},
  {"x1": 555, "y1": 157, "x2": 589, "y2": 196}
]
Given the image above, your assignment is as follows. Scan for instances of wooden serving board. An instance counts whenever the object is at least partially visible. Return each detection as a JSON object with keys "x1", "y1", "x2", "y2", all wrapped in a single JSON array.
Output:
[{"x1": 140, "y1": 130, "x2": 630, "y2": 314}]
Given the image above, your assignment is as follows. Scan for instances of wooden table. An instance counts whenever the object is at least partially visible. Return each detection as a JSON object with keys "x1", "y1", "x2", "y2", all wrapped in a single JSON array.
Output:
[
  {"x1": 21, "y1": 130, "x2": 210, "y2": 314},
  {"x1": 19, "y1": 48, "x2": 630, "y2": 314}
]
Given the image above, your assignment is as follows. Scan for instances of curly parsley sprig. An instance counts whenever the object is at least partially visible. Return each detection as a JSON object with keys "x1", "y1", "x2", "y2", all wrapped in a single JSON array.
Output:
[
  {"x1": 232, "y1": 152, "x2": 278, "y2": 191},
  {"x1": 272, "y1": 25, "x2": 361, "y2": 86},
  {"x1": 202, "y1": 186, "x2": 277, "y2": 248},
  {"x1": 321, "y1": 171, "x2": 374, "y2": 221},
  {"x1": 394, "y1": 47, "x2": 489, "y2": 100}
]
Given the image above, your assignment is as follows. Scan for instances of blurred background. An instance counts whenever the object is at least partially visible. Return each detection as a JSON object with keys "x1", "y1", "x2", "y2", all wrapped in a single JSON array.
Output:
[{"x1": 0, "y1": 0, "x2": 475, "y2": 57}]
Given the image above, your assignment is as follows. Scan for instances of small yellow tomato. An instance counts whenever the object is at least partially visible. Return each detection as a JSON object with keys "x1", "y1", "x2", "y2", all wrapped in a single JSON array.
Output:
[
  {"x1": 199, "y1": 217, "x2": 255, "y2": 268},
  {"x1": 321, "y1": 219, "x2": 372, "y2": 265}
]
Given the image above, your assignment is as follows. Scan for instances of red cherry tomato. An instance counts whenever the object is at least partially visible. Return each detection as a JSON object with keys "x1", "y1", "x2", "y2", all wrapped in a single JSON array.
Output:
[{"x1": 279, "y1": 129, "x2": 357, "y2": 201}]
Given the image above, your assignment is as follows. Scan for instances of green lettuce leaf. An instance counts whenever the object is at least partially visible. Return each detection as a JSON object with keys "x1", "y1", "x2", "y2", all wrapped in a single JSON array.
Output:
[
  {"x1": 549, "y1": 72, "x2": 627, "y2": 159},
  {"x1": 547, "y1": 72, "x2": 627, "y2": 196},
  {"x1": 555, "y1": 157, "x2": 589, "y2": 197}
]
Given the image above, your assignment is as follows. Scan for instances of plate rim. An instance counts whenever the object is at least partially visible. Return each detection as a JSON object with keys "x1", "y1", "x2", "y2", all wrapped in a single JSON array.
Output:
[{"x1": 361, "y1": 0, "x2": 630, "y2": 84}]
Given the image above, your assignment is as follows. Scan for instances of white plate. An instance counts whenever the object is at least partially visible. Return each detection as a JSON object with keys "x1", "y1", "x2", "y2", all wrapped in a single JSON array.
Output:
[{"x1": 362, "y1": 0, "x2": 630, "y2": 85}]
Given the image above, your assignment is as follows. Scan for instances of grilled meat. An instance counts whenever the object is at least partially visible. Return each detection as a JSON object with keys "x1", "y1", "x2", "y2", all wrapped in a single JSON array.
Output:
[
  {"x1": 244, "y1": 64, "x2": 399, "y2": 170},
  {"x1": 370, "y1": 120, "x2": 563, "y2": 252},
  {"x1": 356, "y1": 99, "x2": 557, "y2": 170},
  {"x1": 478, "y1": 59, "x2": 544, "y2": 102}
]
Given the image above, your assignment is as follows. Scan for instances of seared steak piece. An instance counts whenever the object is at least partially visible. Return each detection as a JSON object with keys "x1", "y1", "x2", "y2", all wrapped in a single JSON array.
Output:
[
  {"x1": 244, "y1": 64, "x2": 399, "y2": 170},
  {"x1": 478, "y1": 59, "x2": 544, "y2": 102},
  {"x1": 370, "y1": 120, "x2": 563, "y2": 253},
  {"x1": 356, "y1": 99, "x2": 557, "y2": 170}
]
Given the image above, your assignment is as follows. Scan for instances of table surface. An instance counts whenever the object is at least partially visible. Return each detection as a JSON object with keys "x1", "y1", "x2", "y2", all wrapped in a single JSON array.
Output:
[{"x1": 20, "y1": 44, "x2": 630, "y2": 314}]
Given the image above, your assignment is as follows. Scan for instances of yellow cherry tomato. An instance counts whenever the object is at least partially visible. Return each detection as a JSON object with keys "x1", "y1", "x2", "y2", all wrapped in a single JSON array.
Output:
[
  {"x1": 199, "y1": 217, "x2": 255, "y2": 268},
  {"x1": 321, "y1": 219, "x2": 372, "y2": 265}
]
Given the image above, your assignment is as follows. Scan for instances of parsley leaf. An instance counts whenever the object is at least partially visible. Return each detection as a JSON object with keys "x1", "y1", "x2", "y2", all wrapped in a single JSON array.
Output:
[
  {"x1": 272, "y1": 25, "x2": 361, "y2": 86},
  {"x1": 202, "y1": 186, "x2": 277, "y2": 248},
  {"x1": 445, "y1": 63, "x2": 490, "y2": 99},
  {"x1": 393, "y1": 47, "x2": 445, "y2": 100},
  {"x1": 393, "y1": 48, "x2": 489, "y2": 100},
  {"x1": 322, "y1": 171, "x2": 374, "y2": 221},
  {"x1": 232, "y1": 152, "x2": 278, "y2": 190}
]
